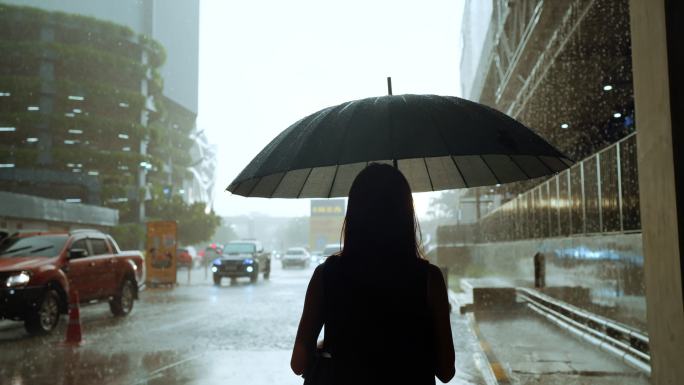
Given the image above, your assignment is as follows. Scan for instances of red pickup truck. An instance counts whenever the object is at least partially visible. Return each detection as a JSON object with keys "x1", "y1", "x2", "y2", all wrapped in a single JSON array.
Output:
[{"x1": 0, "y1": 229, "x2": 144, "y2": 334}]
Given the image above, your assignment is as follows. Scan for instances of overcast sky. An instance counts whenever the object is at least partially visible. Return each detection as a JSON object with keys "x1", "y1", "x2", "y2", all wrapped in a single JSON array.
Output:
[{"x1": 198, "y1": 0, "x2": 465, "y2": 218}]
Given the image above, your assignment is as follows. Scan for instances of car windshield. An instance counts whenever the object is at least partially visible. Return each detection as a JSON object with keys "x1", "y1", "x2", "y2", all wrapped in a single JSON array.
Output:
[
  {"x1": 224, "y1": 243, "x2": 256, "y2": 254},
  {"x1": 0, "y1": 235, "x2": 68, "y2": 258}
]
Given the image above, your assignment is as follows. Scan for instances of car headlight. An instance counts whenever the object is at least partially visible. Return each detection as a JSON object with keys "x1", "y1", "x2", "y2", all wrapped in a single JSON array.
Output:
[
  {"x1": 6, "y1": 271, "x2": 31, "y2": 287},
  {"x1": 243, "y1": 258, "x2": 254, "y2": 264},
  {"x1": 211, "y1": 266, "x2": 218, "y2": 273}
]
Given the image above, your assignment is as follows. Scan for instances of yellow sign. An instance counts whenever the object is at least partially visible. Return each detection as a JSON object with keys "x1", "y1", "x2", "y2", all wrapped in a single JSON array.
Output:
[{"x1": 145, "y1": 221, "x2": 177, "y2": 285}]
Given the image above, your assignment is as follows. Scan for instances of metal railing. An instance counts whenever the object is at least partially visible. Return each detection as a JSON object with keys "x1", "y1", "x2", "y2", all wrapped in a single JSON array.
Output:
[
  {"x1": 519, "y1": 287, "x2": 650, "y2": 375},
  {"x1": 475, "y1": 132, "x2": 640, "y2": 243}
]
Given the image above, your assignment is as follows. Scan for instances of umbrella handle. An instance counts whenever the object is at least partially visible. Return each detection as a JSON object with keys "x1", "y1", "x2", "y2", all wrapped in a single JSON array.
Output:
[{"x1": 387, "y1": 77, "x2": 393, "y2": 96}]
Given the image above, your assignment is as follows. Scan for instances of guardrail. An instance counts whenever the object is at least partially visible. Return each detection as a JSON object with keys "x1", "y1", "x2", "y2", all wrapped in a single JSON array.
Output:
[{"x1": 517, "y1": 287, "x2": 650, "y2": 375}]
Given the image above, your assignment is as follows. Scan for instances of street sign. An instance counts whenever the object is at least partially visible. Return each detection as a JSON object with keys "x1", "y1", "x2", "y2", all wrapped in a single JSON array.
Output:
[{"x1": 145, "y1": 221, "x2": 177, "y2": 286}]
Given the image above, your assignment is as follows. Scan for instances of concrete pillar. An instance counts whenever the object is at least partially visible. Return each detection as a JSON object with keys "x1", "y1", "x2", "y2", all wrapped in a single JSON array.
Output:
[{"x1": 630, "y1": 0, "x2": 684, "y2": 384}]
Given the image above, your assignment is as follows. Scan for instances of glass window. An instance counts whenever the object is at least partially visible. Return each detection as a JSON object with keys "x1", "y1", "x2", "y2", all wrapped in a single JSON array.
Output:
[
  {"x1": 0, "y1": 235, "x2": 68, "y2": 258},
  {"x1": 70, "y1": 239, "x2": 90, "y2": 258},
  {"x1": 558, "y1": 171, "x2": 571, "y2": 235},
  {"x1": 548, "y1": 177, "x2": 560, "y2": 237},
  {"x1": 600, "y1": 145, "x2": 621, "y2": 232},
  {"x1": 224, "y1": 243, "x2": 257, "y2": 254},
  {"x1": 569, "y1": 165, "x2": 584, "y2": 234},
  {"x1": 583, "y1": 157, "x2": 600, "y2": 233},
  {"x1": 89, "y1": 238, "x2": 109, "y2": 255},
  {"x1": 621, "y1": 136, "x2": 641, "y2": 230}
]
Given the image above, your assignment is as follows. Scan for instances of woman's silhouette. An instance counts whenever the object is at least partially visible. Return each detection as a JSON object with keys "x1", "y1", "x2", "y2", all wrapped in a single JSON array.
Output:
[{"x1": 291, "y1": 163, "x2": 455, "y2": 384}]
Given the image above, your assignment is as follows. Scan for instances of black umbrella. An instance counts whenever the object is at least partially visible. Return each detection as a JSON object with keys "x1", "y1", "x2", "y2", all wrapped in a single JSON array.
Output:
[{"x1": 227, "y1": 93, "x2": 572, "y2": 198}]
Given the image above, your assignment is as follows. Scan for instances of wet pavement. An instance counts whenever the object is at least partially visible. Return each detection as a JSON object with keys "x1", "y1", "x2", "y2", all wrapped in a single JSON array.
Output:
[
  {"x1": 454, "y1": 279, "x2": 650, "y2": 385},
  {"x1": 0, "y1": 264, "x2": 486, "y2": 385}
]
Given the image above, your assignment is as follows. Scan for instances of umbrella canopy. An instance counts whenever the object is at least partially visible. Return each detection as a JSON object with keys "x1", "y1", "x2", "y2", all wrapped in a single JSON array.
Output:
[{"x1": 227, "y1": 94, "x2": 572, "y2": 198}]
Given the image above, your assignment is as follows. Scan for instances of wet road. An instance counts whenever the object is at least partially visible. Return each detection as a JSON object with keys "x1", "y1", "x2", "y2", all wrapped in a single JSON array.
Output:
[{"x1": 0, "y1": 264, "x2": 486, "y2": 385}]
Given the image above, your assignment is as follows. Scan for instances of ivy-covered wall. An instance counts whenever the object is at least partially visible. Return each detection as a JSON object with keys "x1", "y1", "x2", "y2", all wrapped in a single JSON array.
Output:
[{"x1": 0, "y1": 4, "x2": 193, "y2": 223}]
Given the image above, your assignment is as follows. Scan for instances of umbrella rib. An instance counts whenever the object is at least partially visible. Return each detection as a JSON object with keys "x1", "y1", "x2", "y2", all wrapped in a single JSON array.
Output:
[
  {"x1": 269, "y1": 171, "x2": 288, "y2": 198},
  {"x1": 296, "y1": 168, "x2": 314, "y2": 198},
  {"x1": 538, "y1": 156, "x2": 563, "y2": 173},
  {"x1": 326, "y1": 165, "x2": 340, "y2": 198},
  {"x1": 450, "y1": 156, "x2": 469, "y2": 188},
  {"x1": 507, "y1": 155, "x2": 533, "y2": 179},
  {"x1": 479, "y1": 155, "x2": 502, "y2": 185},
  {"x1": 535, "y1": 155, "x2": 556, "y2": 174},
  {"x1": 245, "y1": 178, "x2": 260, "y2": 197},
  {"x1": 418, "y1": 95, "x2": 467, "y2": 188},
  {"x1": 423, "y1": 157, "x2": 435, "y2": 191}
]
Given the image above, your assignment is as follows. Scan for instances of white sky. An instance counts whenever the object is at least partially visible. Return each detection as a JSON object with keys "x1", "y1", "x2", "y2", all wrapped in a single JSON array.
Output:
[{"x1": 198, "y1": 0, "x2": 465, "y2": 218}]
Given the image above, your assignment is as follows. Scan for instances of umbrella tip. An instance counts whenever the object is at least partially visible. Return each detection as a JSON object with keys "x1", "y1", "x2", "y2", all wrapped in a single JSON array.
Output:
[{"x1": 387, "y1": 77, "x2": 392, "y2": 96}]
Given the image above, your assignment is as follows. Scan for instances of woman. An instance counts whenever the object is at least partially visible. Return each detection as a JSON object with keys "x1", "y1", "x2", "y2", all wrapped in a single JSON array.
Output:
[{"x1": 291, "y1": 163, "x2": 455, "y2": 384}]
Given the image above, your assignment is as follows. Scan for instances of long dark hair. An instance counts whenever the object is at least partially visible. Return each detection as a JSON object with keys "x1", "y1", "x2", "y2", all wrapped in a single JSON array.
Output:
[{"x1": 341, "y1": 163, "x2": 422, "y2": 261}]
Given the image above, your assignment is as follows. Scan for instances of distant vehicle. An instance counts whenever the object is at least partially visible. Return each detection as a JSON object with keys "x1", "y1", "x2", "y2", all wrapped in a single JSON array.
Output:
[
  {"x1": 177, "y1": 246, "x2": 197, "y2": 268},
  {"x1": 310, "y1": 250, "x2": 323, "y2": 264},
  {"x1": 212, "y1": 240, "x2": 271, "y2": 285},
  {"x1": 0, "y1": 229, "x2": 145, "y2": 335},
  {"x1": 282, "y1": 247, "x2": 311, "y2": 268},
  {"x1": 323, "y1": 243, "x2": 342, "y2": 256},
  {"x1": 318, "y1": 243, "x2": 342, "y2": 264},
  {"x1": 200, "y1": 243, "x2": 223, "y2": 266}
]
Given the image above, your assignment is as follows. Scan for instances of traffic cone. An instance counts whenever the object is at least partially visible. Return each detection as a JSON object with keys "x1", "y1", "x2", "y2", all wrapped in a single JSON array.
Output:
[{"x1": 63, "y1": 289, "x2": 83, "y2": 346}]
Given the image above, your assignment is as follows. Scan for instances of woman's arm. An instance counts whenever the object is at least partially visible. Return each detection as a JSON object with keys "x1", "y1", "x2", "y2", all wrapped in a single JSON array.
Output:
[
  {"x1": 291, "y1": 264, "x2": 325, "y2": 375},
  {"x1": 428, "y1": 264, "x2": 456, "y2": 383}
]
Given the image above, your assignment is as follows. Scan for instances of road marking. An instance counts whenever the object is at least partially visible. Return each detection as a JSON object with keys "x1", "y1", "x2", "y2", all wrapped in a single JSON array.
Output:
[
  {"x1": 448, "y1": 288, "x2": 510, "y2": 385},
  {"x1": 471, "y1": 320, "x2": 512, "y2": 385},
  {"x1": 135, "y1": 352, "x2": 204, "y2": 384}
]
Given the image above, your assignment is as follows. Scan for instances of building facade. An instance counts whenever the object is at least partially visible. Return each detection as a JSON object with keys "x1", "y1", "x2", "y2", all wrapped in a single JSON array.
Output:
[
  {"x1": 0, "y1": 1, "x2": 215, "y2": 220},
  {"x1": 439, "y1": 0, "x2": 645, "y2": 326}
]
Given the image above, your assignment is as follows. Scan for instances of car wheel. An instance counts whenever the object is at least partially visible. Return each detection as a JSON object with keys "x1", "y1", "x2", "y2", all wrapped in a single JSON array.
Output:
[
  {"x1": 110, "y1": 279, "x2": 135, "y2": 317},
  {"x1": 250, "y1": 267, "x2": 259, "y2": 283},
  {"x1": 213, "y1": 274, "x2": 221, "y2": 286},
  {"x1": 25, "y1": 289, "x2": 61, "y2": 335},
  {"x1": 263, "y1": 267, "x2": 270, "y2": 280}
]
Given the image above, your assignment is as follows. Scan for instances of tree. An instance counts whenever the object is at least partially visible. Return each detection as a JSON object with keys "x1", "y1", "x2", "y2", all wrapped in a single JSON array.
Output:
[
  {"x1": 147, "y1": 196, "x2": 221, "y2": 245},
  {"x1": 427, "y1": 190, "x2": 462, "y2": 220}
]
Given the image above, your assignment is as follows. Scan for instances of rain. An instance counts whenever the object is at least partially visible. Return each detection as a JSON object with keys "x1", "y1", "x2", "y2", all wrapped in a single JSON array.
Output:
[{"x1": 1, "y1": 0, "x2": 681, "y2": 384}]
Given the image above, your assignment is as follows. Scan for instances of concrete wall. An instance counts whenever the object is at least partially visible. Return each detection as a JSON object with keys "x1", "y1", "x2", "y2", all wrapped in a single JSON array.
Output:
[
  {"x1": 630, "y1": 0, "x2": 684, "y2": 383},
  {"x1": 459, "y1": 0, "x2": 494, "y2": 100},
  {"x1": 0, "y1": 191, "x2": 118, "y2": 232},
  {"x1": 438, "y1": 233, "x2": 647, "y2": 326},
  {"x1": 151, "y1": 0, "x2": 199, "y2": 113}
]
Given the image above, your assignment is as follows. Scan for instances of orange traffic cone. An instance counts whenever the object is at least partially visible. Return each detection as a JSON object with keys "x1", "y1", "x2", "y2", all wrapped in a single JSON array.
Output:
[{"x1": 63, "y1": 289, "x2": 83, "y2": 346}]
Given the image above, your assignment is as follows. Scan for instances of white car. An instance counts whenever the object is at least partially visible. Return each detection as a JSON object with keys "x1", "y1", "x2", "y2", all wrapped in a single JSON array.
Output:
[{"x1": 282, "y1": 247, "x2": 310, "y2": 268}]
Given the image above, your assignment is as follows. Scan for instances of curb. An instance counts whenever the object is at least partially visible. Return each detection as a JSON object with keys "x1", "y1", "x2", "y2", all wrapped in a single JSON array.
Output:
[{"x1": 448, "y1": 288, "x2": 508, "y2": 385}]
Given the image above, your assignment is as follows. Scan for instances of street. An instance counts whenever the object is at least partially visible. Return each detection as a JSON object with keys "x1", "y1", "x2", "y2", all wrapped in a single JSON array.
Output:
[{"x1": 0, "y1": 264, "x2": 485, "y2": 385}]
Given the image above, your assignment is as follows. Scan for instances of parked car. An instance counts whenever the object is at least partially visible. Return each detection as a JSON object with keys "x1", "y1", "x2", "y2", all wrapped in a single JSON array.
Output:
[
  {"x1": 0, "y1": 229, "x2": 145, "y2": 334},
  {"x1": 177, "y1": 246, "x2": 197, "y2": 268},
  {"x1": 282, "y1": 247, "x2": 311, "y2": 268},
  {"x1": 212, "y1": 240, "x2": 271, "y2": 285}
]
